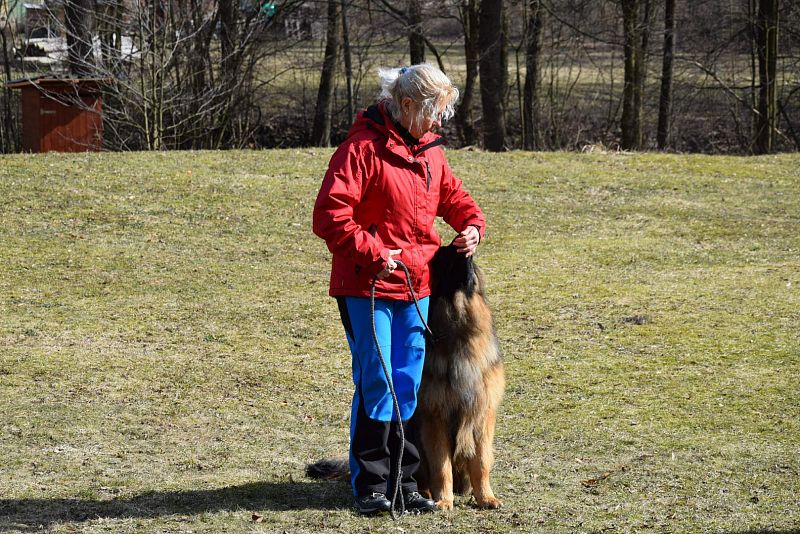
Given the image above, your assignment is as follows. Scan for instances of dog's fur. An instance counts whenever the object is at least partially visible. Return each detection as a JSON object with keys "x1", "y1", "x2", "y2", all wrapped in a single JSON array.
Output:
[
  {"x1": 307, "y1": 245, "x2": 504, "y2": 510},
  {"x1": 416, "y1": 244, "x2": 504, "y2": 509}
]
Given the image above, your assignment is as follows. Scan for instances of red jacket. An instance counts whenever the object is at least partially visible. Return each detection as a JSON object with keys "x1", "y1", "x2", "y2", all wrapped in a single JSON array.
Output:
[{"x1": 313, "y1": 101, "x2": 486, "y2": 300}]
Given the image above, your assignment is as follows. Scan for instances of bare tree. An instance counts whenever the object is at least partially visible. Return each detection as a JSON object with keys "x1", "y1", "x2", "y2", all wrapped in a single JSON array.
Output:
[
  {"x1": 620, "y1": 0, "x2": 643, "y2": 150},
  {"x1": 479, "y1": 0, "x2": 507, "y2": 151},
  {"x1": 96, "y1": 0, "x2": 123, "y2": 72},
  {"x1": 341, "y1": 0, "x2": 355, "y2": 120},
  {"x1": 1, "y1": 0, "x2": 21, "y2": 152},
  {"x1": 8, "y1": 0, "x2": 797, "y2": 153},
  {"x1": 219, "y1": 0, "x2": 239, "y2": 81},
  {"x1": 656, "y1": 0, "x2": 676, "y2": 149},
  {"x1": 408, "y1": 0, "x2": 425, "y2": 63},
  {"x1": 312, "y1": 0, "x2": 341, "y2": 146},
  {"x1": 64, "y1": 0, "x2": 96, "y2": 76},
  {"x1": 523, "y1": 0, "x2": 544, "y2": 150},
  {"x1": 456, "y1": 0, "x2": 480, "y2": 146},
  {"x1": 753, "y1": 0, "x2": 779, "y2": 154},
  {"x1": 47, "y1": 0, "x2": 306, "y2": 150},
  {"x1": 636, "y1": 0, "x2": 652, "y2": 141},
  {"x1": 370, "y1": 0, "x2": 446, "y2": 70}
]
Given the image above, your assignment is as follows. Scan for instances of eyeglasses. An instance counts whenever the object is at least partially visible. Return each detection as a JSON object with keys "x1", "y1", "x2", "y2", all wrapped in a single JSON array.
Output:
[
  {"x1": 427, "y1": 110, "x2": 445, "y2": 123},
  {"x1": 412, "y1": 101, "x2": 447, "y2": 123}
]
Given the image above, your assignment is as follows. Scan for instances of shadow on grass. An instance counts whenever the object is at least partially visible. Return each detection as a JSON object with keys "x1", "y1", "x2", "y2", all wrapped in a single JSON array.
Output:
[{"x1": 0, "y1": 480, "x2": 352, "y2": 531}]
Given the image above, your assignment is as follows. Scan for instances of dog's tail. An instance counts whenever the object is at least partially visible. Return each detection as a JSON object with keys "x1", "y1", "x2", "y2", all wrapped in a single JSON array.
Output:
[{"x1": 306, "y1": 457, "x2": 350, "y2": 481}]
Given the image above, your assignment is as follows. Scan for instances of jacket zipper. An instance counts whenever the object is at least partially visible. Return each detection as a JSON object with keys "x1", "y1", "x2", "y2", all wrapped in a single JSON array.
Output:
[
  {"x1": 425, "y1": 162, "x2": 431, "y2": 192},
  {"x1": 413, "y1": 139, "x2": 444, "y2": 193}
]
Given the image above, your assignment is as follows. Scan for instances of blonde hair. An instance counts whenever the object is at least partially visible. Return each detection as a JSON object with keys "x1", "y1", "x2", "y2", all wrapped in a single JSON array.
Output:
[{"x1": 378, "y1": 64, "x2": 459, "y2": 132}]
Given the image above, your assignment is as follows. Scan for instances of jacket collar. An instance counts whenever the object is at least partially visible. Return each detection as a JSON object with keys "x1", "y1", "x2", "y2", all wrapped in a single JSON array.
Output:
[{"x1": 358, "y1": 101, "x2": 445, "y2": 160}]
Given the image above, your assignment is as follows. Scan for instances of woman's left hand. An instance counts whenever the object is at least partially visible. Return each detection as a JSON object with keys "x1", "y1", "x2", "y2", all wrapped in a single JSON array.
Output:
[{"x1": 454, "y1": 226, "x2": 480, "y2": 257}]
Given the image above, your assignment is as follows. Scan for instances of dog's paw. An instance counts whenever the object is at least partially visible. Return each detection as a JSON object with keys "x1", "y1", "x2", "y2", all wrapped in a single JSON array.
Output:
[
  {"x1": 435, "y1": 498, "x2": 454, "y2": 511},
  {"x1": 476, "y1": 496, "x2": 502, "y2": 509}
]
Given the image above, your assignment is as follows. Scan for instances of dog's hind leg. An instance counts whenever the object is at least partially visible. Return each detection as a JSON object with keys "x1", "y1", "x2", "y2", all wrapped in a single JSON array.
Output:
[
  {"x1": 421, "y1": 415, "x2": 455, "y2": 510},
  {"x1": 452, "y1": 457, "x2": 472, "y2": 495},
  {"x1": 467, "y1": 407, "x2": 502, "y2": 509}
]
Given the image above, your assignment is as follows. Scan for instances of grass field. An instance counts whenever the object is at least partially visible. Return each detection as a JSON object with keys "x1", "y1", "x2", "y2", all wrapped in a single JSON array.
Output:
[{"x1": 1, "y1": 149, "x2": 798, "y2": 533}]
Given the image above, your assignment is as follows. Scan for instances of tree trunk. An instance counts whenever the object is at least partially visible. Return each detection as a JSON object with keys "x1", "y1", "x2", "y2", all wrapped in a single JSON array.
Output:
[
  {"x1": 219, "y1": 0, "x2": 238, "y2": 80},
  {"x1": 408, "y1": 0, "x2": 425, "y2": 64},
  {"x1": 523, "y1": 0, "x2": 543, "y2": 150},
  {"x1": 749, "y1": 0, "x2": 758, "y2": 142},
  {"x1": 312, "y1": 0, "x2": 340, "y2": 147},
  {"x1": 500, "y1": 5, "x2": 509, "y2": 111},
  {"x1": 64, "y1": 0, "x2": 96, "y2": 76},
  {"x1": 1, "y1": 25, "x2": 18, "y2": 152},
  {"x1": 657, "y1": 0, "x2": 676, "y2": 149},
  {"x1": 753, "y1": 0, "x2": 779, "y2": 154},
  {"x1": 636, "y1": 0, "x2": 651, "y2": 144},
  {"x1": 456, "y1": 0, "x2": 479, "y2": 146},
  {"x1": 97, "y1": 0, "x2": 123, "y2": 72},
  {"x1": 189, "y1": 0, "x2": 209, "y2": 98},
  {"x1": 478, "y1": 0, "x2": 506, "y2": 151},
  {"x1": 620, "y1": 0, "x2": 642, "y2": 150},
  {"x1": 341, "y1": 0, "x2": 355, "y2": 120}
]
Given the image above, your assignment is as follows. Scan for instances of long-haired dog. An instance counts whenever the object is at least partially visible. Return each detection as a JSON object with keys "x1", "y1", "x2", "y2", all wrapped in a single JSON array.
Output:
[
  {"x1": 307, "y1": 244, "x2": 504, "y2": 510},
  {"x1": 416, "y1": 244, "x2": 504, "y2": 509}
]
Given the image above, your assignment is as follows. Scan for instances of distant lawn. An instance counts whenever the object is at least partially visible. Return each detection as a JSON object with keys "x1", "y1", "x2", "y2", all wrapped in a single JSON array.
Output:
[{"x1": 1, "y1": 149, "x2": 798, "y2": 533}]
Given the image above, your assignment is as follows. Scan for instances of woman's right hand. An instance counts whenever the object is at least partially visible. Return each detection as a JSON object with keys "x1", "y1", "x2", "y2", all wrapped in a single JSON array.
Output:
[{"x1": 376, "y1": 249, "x2": 402, "y2": 279}]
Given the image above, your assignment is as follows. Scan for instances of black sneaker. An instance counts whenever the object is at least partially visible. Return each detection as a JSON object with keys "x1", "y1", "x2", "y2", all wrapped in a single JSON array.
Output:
[
  {"x1": 403, "y1": 491, "x2": 436, "y2": 513},
  {"x1": 354, "y1": 492, "x2": 392, "y2": 515}
]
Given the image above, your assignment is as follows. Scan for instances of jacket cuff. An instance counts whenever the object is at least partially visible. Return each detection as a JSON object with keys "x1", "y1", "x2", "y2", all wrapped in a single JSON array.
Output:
[
  {"x1": 365, "y1": 247, "x2": 390, "y2": 277},
  {"x1": 468, "y1": 224, "x2": 484, "y2": 243}
]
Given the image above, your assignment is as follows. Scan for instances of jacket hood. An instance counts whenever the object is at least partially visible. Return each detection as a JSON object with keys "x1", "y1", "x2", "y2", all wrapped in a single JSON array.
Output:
[{"x1": 346, "y1": 100, "x2": 440, "y2": 152}]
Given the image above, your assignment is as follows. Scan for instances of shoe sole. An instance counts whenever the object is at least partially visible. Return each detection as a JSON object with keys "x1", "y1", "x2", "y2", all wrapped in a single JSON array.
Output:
[
  {"x1": 353, "y1": 501, "x2": 392, "y2": 516},
  {"x1": 405, "y1": 506, "x2": 436, "y2": 514},
  {"x1": 354, "y1": 507, "x2": 390, "y2": 516}
]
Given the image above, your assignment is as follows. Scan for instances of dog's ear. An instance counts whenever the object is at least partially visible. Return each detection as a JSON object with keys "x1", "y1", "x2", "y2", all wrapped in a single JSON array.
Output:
[{"x1": 464, "y1": 257, "x2": 476, "y2": 296}]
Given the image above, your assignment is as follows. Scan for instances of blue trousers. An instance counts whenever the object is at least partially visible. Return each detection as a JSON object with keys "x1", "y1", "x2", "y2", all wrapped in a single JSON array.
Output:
[{"x1": 337, "y1": 296, "x2": 429, "y2": 497}]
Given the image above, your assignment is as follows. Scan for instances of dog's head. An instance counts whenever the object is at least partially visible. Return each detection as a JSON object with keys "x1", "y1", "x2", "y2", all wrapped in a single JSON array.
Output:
[{"x1": 429, "y1": 244, "x2": 477, "y2": 299}]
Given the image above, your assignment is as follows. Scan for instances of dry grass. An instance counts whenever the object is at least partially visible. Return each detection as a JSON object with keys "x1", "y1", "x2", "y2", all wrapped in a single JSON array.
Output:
[{"x1": 1, "y1": 149, "x2": 799, "y2": 533}]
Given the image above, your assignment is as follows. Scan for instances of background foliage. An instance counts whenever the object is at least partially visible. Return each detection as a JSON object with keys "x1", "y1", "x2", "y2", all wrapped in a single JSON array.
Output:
[{"x1": 1, "y1": 0, "x2": 799, "y2": 153}]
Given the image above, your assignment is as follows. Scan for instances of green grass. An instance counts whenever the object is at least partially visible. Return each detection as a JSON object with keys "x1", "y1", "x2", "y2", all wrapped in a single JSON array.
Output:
[{"x1": 1, "y1": 149, "x2": 798, "y2": 533}]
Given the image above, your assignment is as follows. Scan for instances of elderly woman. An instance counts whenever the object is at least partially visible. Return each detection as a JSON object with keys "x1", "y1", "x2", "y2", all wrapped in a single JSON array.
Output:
[{"x1": 312, "y1": 64, "x2": 485, "y2": 515}]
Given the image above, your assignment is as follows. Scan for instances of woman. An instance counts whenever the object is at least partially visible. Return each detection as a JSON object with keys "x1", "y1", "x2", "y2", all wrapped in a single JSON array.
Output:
[{"x1": 312, "y1": 64, "x2": 485, "y2": 515}]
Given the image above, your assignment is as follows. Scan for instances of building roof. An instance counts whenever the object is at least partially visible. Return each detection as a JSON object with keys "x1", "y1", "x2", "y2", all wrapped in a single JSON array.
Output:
[{"x1": 6, "y1": 75, "x2": 108, "y2": 90}]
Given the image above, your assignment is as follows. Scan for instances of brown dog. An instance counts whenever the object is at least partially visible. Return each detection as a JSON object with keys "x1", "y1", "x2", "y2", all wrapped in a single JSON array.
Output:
[
  {"x1": 415, "y1": 244, "x2": 504, "y2": 510},
  {"x1": 306, "y1": 245, "x2": 504, "y2": 510}
]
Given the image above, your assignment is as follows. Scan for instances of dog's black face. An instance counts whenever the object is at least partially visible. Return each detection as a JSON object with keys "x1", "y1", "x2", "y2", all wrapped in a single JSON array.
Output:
[{"x1": 429, "y1": 245, "x2": 476, "y2": 299}]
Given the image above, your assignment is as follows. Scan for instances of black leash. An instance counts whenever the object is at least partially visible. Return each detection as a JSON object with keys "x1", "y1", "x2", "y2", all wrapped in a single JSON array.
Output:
[{"x1": 369, "y1": 260, "x2": 433, "y2": 520}]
